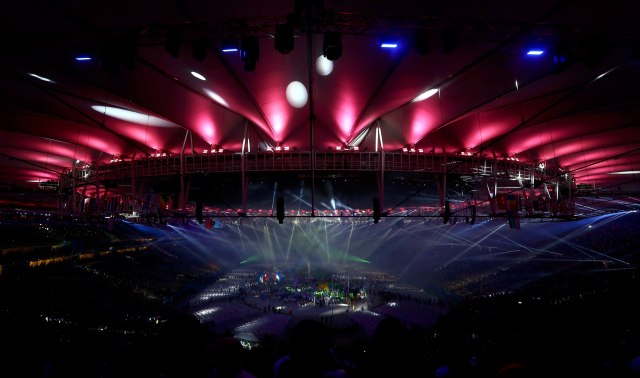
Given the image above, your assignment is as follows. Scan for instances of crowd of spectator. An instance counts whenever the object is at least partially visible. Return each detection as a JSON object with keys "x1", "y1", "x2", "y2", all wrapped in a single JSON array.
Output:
[{"x1": 2, "y1": 261, "x2": 639, "y2": 377}]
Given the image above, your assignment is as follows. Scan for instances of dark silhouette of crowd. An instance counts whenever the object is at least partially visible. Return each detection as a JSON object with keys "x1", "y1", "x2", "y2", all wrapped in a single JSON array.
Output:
[{"x1": 3, "y1": 296, "x2": 639, "y2": 378}]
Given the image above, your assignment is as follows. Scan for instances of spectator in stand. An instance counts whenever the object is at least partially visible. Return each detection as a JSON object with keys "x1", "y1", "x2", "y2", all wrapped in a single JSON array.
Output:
[
  {"x1": 355, "y1": 316, "x2": 426, "y2": 377},
  {"x1": 157, "y1": 312, "x2": 211, "y2": 378},
  {"x1": 209, "y1": 337, "x2": 256, "y2": 378},
  {"x1": 273, "y1": 319, "x2": 347, "y2": 378}
]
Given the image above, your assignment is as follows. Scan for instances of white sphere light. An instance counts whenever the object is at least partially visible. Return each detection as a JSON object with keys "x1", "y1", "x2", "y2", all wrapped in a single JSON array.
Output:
[
  {"x1": 286, "y1": 81, "x2": 308, "y2": 108},
  {"x1": 315, "y1": 55, "x2": 334, "y2": 76}
]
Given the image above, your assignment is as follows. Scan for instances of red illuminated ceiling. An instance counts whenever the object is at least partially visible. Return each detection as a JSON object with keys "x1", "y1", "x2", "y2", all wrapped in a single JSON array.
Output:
[{"x1": 1, "y1": 0, "x2": 639, "y2": 196}]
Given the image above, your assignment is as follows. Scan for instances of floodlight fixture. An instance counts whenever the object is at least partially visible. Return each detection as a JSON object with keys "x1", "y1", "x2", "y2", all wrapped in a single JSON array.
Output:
[
  {"x1": 192, "y1": 37, "x2": 209, "y2": 61},
  {"x1": 323, "y1": 32, "x2": 342, "y2": 61},
  {"x1": 276, "y1": 196, "x2": 285, "y2": 224},
  {"x1": 241, "y1": 36, "x2": 260, "y2": 71},
  {"x1": 165, "y1": 27, "x2": 182, "y2": 58},
  {"x1": 275, "y1": 23, "x2": 294, "y2": 54},
  {"x1": 442, "y1": 26, "x2": 459, "y2": 53},
  {"x1": 414, "y1": 29, "x2": 429, "y2": 54}
]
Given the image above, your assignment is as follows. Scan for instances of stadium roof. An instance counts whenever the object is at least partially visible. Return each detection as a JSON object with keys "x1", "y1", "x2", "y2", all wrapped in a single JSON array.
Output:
[{"x1": 1, "y1": 0, "x2": 639, "y2": 210}]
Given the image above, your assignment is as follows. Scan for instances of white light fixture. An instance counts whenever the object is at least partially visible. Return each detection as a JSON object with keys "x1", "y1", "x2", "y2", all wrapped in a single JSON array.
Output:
[
  {"x1": 412, "y1": 88, "x2": 438, "y2": 102},
  {"x1": 526, "y1": 49, "x2": 544, "y2": 56},
  {"x1": 609, "y1": 171, "x2": 640, "y2": 175},
  {"x1": 375, "y1": 127, "x2": 381, "y2": 152},
  {"x1": 91, "y1": 105, "x2": 176, "y2": 127},
  {"x1": 203, "y1": 89, "x2": 229, "y2": 107},
  {"x1": 595, "y1": 67, "x2": 616, "y2": 81},
  {"x1": 28, "y1": 73, "x2": 55, "y2": 83},
  {"x1": 380, "y1": 37, "x2": 400, "y2": 49},
  {"x1": 315, "y1": 55, "x2": 334, "y2": 76},
  {"x1": 191, "y1": 71, "x2": 206, "y2": 80},
  {"x1": 285, "y1": 81, "x2": 308, "y2": 108}
]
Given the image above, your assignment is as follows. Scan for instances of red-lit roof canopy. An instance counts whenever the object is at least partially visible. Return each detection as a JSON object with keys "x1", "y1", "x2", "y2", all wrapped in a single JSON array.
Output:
[{"x1": 1, "y1": 0, "x2": 639, "y2": 202}]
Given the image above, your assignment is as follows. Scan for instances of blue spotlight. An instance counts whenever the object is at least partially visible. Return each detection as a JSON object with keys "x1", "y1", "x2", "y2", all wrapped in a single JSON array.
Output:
[
  {"x1": 526, "y1": 49, "x2": 545, "y2": 56},
  {"x1": 221, "y1": 40, "x2": 239, "y2": 53},
  {"x1": 380, "y1": 37, "x2": 399, "y2": 49},
  {"x1": 75, "y1": 56, "x2": 92, "y2": 61}
]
